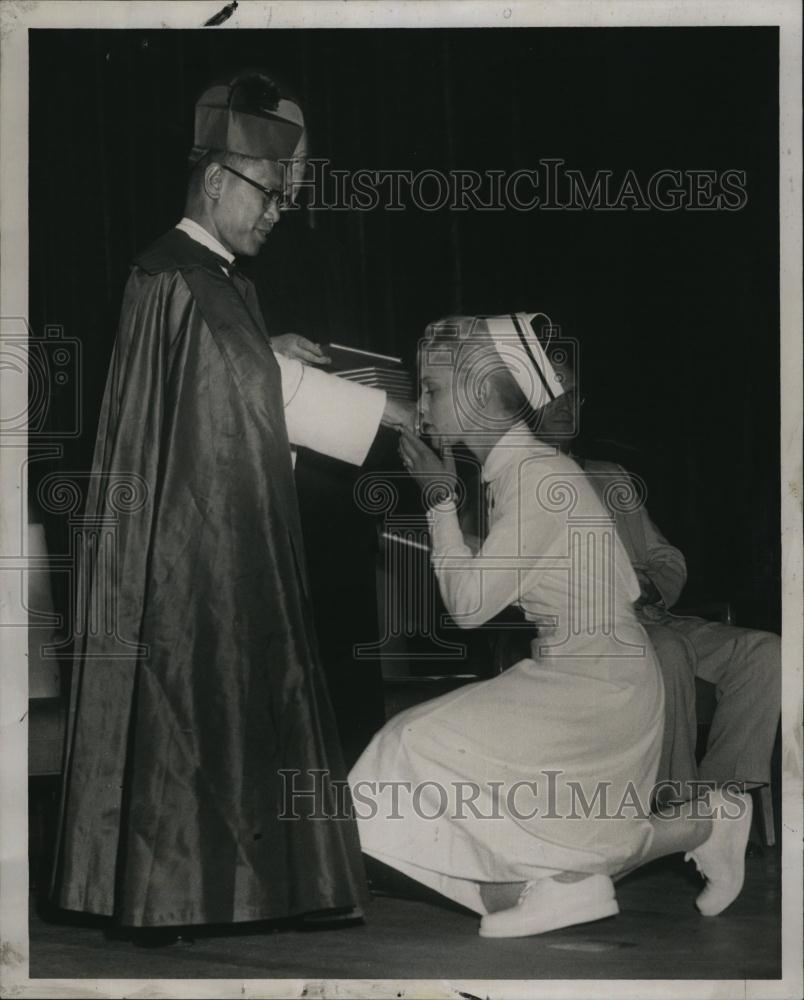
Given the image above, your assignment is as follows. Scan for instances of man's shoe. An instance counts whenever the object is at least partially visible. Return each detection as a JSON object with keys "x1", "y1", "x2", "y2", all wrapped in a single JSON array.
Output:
[
  {"x1": 296, "y1": 906, "x2": 365, "y2": 930},
  {"x1": 130, "y1": 927, "x2": 195, "y2": 947},
  {"x1": 478, "y1": 874, "x2": 618, "y2": 939},
  {"x1": 684, "y1": 788, "x2": 753, "y2": 916}
]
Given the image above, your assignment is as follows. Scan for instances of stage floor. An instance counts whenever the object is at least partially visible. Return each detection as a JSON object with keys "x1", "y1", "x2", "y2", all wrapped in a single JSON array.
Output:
[{"x1": 28, "y1": 849, "x2": 781, "y2": 984}]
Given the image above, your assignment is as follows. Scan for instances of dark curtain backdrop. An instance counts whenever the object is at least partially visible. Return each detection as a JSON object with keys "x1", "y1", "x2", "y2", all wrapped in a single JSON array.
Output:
[{"x1": 29, "y1": 27, "x2": 780, "y2": 632}]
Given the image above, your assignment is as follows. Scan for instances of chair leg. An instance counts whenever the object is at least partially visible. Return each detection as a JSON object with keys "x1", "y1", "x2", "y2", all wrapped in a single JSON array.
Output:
[{"x1": 756, "y1": 785, "x2": 776, "y2": 847}]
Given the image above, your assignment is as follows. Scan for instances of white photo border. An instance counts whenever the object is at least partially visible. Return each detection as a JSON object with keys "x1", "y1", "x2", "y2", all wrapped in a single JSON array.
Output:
[{"x1": 1, "y1": 2, "x2": 801, "y2": 998}]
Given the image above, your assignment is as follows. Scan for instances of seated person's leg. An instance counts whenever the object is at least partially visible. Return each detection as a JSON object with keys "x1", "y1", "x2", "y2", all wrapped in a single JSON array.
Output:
[
  {"x1": 644, "y1": 623, "x2": 699, "y2": 800},
  {"x1": 670, "y1": 619, "x2": 781, "y2": 785}
]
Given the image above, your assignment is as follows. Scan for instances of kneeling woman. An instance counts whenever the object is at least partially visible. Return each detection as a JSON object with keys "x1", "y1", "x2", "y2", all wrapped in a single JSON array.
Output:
[{"x1": 349, "y1": 313, "x2": 752, "y2": 938}]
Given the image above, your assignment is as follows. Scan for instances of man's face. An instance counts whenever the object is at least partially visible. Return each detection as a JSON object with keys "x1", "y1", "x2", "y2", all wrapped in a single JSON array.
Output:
[{"x1": 211, "y1": 159, "x2": 285, "y2": 257}]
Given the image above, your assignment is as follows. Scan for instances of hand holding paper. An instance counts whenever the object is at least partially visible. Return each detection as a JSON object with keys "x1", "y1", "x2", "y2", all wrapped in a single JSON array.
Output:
[{"x1": 271, "y1": 333, "x2": 332, "y2": 366}]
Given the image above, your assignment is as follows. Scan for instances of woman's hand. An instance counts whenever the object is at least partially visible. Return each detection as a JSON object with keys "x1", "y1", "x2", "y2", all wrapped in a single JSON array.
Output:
[
  {"x1": 270, "y1": 333, "x2": 331, "y2": 366},
  {"x1": 399, "y1": 428, "x2": 457, "y2": 506}
]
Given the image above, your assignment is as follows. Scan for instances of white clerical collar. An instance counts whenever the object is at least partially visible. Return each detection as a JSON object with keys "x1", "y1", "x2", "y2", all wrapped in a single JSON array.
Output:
[
  {"x1": 175, "y1": 217, "x2": 235, "y2": 265},
  {"x1": 481, "y1": 421, "x2": 553, "y2": 483}
]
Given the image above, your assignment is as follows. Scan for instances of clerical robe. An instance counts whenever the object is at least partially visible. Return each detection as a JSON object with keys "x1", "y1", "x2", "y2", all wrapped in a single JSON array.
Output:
[{"x1": 54, "y1": 227, "x2": 384, "y2": 927}]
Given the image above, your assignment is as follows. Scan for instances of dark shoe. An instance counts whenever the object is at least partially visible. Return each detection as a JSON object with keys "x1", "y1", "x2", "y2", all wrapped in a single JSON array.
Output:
[
  {"x1": 136, "y1": 927, "x2": 196, "y2": 947},
  {"x1": 106, "y1": 926, "x2": 195, "y2": 947},
  {"x1": 295, "y1": 907, "x2": 364, "y2": 931}
]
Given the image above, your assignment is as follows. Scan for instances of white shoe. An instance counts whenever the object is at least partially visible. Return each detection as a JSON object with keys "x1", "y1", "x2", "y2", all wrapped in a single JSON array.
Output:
[
  {"x1": 478, "y1": 874, "x2": 618, "y2": 939},
  {"x1": 684, "y1": 788, "x2": 753, "y2": 916}
]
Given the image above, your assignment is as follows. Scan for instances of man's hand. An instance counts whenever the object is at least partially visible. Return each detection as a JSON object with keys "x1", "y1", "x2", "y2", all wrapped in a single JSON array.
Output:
[
  {"x1": 270, "y1": 333, "x2": 331, "y2": 366},
  {"x1": 398, "y1": 428, "x2": 457, "y2": 506},
  {"x1": 634, "y1": 569, "x2": 662, "y2": 609},
  {"x1": 381, "y1": 397, "x2": 417, "y2": 433}
]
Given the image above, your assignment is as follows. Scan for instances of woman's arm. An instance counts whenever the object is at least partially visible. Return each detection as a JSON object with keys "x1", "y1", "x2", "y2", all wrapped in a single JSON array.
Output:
[
  {"x1": 399, "y1": 429, "x2": 544, "y2": 629},
  {"x1": 428, "y1": 501, "x2": 529, "y2": 628}
]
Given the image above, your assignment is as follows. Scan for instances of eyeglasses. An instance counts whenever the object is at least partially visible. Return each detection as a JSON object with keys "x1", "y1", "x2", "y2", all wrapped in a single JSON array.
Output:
[{"x1": 219, "y1": 164, "x2": 290, "y2": 211}]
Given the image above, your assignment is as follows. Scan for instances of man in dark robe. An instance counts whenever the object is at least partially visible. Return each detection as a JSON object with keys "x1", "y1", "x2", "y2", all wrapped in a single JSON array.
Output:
[{"x1": 53, "y1": 71, "x2": 411, "y2": 931}]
